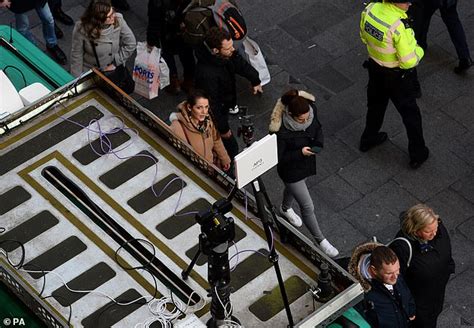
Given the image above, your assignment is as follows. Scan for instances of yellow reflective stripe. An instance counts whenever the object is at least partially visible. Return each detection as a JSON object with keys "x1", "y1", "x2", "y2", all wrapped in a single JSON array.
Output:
[
  {"x1": 369, "y1": 56, "x2": 400, "y2": 68},
  {"x1": 366, "y1": 40, "x2": 396, "y2": 54}
]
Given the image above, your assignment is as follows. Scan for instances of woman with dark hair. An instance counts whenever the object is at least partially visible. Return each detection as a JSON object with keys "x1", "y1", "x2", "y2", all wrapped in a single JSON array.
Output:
[
  {"x1": 169, "y1": 90, "x2": 231, "y2": 171},
  {"x1": 269, "y1": 89, "x2": 338, "y2": 258},
  {"x1": 70, "y1": 0, "x2": 136, "y2": 77},
  {"x1": 390, "y1": 204, "x2": 455, "y2": 328}
]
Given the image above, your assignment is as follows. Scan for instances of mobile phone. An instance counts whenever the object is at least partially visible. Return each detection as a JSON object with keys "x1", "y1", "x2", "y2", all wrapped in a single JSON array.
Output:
[{"x1": 310, "y1": 146, "x2": 322, "y2": 154}]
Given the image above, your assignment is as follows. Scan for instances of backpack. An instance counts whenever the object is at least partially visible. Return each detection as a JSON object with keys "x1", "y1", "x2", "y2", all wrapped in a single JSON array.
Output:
[{"x1": 182, "y1": 0, "x2": 247, "y2": 46}]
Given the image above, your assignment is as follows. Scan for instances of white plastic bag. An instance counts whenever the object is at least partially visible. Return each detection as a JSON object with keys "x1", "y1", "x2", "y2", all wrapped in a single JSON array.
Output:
[
  {"x1": 243, "y1": 37, "x2": 271, "y2": 86},
  {"x1": 133, "y1": 42, "x2": 170, "y2": 99}
]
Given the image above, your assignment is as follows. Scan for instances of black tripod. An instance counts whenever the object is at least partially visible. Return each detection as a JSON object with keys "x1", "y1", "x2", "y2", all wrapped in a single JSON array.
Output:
[
  {"x1": 182, "y1": 199, "x2": 239, "y2": 327},
  {"x1": 238, "y1": 116, "x2": 294, "y2": 327}
]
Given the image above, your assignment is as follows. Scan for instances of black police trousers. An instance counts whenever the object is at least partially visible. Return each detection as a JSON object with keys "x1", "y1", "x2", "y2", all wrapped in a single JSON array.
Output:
[{"x1": 362, "y1": 60, "x2": 428, "y2": 161}]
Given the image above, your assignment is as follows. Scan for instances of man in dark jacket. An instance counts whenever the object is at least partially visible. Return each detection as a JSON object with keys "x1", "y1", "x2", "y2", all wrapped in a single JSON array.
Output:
[
  {"x1": 349, "y1": 244, "x2": 416, "y2": 328},
  {"x1": 0, "y1": 0, "x2": 67, "y2": 65},
  {"x1": 195, "y1": 27, "x2": 262, "y2": 160}
]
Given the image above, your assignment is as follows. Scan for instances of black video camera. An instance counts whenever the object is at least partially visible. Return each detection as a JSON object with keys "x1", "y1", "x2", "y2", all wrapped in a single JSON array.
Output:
[{"x1": 195, "y1": 198, "x2": 235, "y2": 254}]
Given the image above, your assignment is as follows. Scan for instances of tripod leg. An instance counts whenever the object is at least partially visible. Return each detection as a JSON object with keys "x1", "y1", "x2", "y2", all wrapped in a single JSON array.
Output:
[
  {"x1": 252, "y1": 179, "x2": 294, "y2": 327},
  {"x1": 181, "y1": 249, "x2": 201, "y2": 280},
  {"x1": 257, "y1": 178, "x2": 288, "y2": 240}
]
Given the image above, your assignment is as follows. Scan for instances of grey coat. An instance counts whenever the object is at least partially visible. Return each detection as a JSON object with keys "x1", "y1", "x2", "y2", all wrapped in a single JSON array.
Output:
[{"x1": 70, "y1": 13, "x2": 136, "y2": 77}]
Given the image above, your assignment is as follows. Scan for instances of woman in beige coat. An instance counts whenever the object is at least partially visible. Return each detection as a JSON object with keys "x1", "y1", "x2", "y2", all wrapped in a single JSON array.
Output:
[
  {"x1": 70, "y1": 0, "x2": 136, "y2": 77},
  {"x1": 169, "y1": 90, "x2": 231, "y2": 171}
]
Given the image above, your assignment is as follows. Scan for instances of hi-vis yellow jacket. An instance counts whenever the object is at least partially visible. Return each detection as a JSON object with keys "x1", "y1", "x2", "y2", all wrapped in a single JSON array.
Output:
[{"x1": 360, "y1": 1, "x2": 424, "y2": 69}]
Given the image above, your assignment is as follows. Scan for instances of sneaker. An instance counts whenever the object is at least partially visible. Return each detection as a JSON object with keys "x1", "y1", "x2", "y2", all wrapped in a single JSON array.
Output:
[
  {"x1": 279, "y1": 206, "x2": 302, "y2": 227},
  {"x1": 359, "y1": 132, "x2": 388, "y2": 152},
  {"x1": 454, "y1": 58, "x2": 472, "y2": 74},
  {"x1": 319, "y1": 239, "x2": 339, "y2": 258},
  {"x1": 53, "y1": 8, "x2": 74, "y2": 25},
  {"x1": 46, "y1": 45, "x2": 67, "y2": 65},
  {"x1": 229, "y1": 105, "x2": 239, "y2": 115}
]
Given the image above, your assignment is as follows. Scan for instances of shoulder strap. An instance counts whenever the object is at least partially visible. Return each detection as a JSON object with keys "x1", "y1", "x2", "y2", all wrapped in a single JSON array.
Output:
[
  {"x1": 89, "y1": 40, "x2": 101, "y2": 68},
  {"x1": 387, "y1": 237, "x2": 412, "y2": 267}
]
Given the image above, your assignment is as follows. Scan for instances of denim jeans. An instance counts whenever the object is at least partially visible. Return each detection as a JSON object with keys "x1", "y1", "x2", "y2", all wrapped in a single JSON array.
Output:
[{"x1": 15, "y1": 3, "x2": 57, "y2": 48}]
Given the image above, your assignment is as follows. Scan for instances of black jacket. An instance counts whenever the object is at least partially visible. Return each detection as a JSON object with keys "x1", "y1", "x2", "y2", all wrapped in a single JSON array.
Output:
[
  {"x1": 194, "y1": 44, "x2": 260, "y2": 134},
  {"x1": 390, "y1": 220, "x2": 455, "y2": 328},
  {"x1": 9, "y1": 0, "x2": 47, "y2": 14},
  {"x1": 146, "y1": 0, "x2": 189, "y2": 49},
  {"x1": 364, "y1": 276, "x2": 416, "y2": 328},
  {"x1": 268, "y1": 93, "x2": 323, "y2": 183}
]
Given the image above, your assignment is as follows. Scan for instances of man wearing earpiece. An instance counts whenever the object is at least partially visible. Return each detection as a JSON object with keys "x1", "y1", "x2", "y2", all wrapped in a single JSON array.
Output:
[{"x1": 194, "y1": 27, "x2": 262, "y2": 162}]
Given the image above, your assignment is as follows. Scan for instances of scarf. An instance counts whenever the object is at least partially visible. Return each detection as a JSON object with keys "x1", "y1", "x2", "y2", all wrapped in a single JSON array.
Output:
[{"x1": 282, "y1": 105, "x2": 314, "y2": 132}]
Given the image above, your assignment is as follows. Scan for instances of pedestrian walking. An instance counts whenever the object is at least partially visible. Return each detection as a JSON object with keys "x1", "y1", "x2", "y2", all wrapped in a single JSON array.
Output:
[
  {"x1": 359, "y1": 0, "x2": 430, "y2": 169},
  {"x1": 412, "y1": 0, "x2": 472, "y2": 74},
  {"x1": 194, "y1": 27, "x2": 262, "y2": 162},
  {"x1": 169, "y1": 89, "x2": 231, "y2": 172},
  {"x1": 349, "y1": 245, "x2": 416, "y2": 328},
  {"x1": 0, "y1": 0, "x2": 67, "y2": 65},
  {"x1": 147, "y1": 0, "x2": 195, "y2": 94},
  {"x1": 390, "y1": 204, "x2": 455, "y2": 328},
  {"x1": 47, "y1": 0, "x2": 73, "y2": 40},
  {"x1": 70, "y1": 0, "x2": 136, "y2": 77},
  {"x1": 269, "y1": 89, "x2": 338, "y2": 258}
]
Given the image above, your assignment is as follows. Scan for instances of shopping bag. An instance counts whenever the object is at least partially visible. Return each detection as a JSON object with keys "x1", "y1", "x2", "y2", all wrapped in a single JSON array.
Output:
[
  {"x1": 243, "y1": 37, "x2": 271, "y2": 86},
  {"x1": 133, "y1": 42, "x2": 169, "y2": 99}
]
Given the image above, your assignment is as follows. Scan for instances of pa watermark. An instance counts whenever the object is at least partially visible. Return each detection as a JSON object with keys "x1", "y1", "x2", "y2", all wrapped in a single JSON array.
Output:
[{"x1": 2, "y1": 317, "x2": 25, "y2": 326}]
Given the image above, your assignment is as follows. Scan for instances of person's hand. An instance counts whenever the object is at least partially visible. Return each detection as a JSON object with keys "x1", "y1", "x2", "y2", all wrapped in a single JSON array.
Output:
[
  {"x1": 252, "y1": 84, "x2": 263, "y2": 95},
  {"x1": 222, "y1": 163, "x2": 231, "y2": 171},
  {"x1": 104, "y1": 64, "x2": 116, "y2": 72},
  {"x1": 409, "y1": 316, "x2": 416, "y2": 321},
  {"x1": 302, "y1": 146, "x2": 315, "y2": 156},
  {"x1": 221, "y1": 130, "x2": 232, "y2": 139},
  {"x1": 0, "y1": 0, "x2": 11, "y2": 8}
]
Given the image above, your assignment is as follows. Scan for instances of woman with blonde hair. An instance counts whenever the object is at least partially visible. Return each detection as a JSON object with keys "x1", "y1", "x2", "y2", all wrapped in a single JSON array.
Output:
[
  {"x1": 70, "y1": 0, "x2": 136, "y2": 78},
  {"x1": 390, "y1": 204, "x2": 455, "y2": 328}
]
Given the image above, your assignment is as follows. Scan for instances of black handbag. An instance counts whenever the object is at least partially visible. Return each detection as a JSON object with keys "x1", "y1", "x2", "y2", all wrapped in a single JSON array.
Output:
[{"x1": 90, "y1": 41, "x2": 135, "y2": 94}]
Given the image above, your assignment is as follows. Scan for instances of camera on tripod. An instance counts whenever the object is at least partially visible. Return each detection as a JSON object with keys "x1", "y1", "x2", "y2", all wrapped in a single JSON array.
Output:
[
  {"x1": 195, "y1": 198, "x2": 235, "y2": 255},
  {"x1": 236, "y1": 106, "x2": 255, "y2": 146}
]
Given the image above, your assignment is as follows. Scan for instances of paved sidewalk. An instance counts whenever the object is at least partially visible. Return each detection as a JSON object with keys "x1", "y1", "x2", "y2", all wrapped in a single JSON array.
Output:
[{"x1": 1, "y1": 0, "x2": 473, "y2": 326}]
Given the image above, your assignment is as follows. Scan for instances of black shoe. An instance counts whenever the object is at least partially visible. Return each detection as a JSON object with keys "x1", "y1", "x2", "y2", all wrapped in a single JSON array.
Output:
[
  {"x1": 54, "y1": 23, "x2": 63, "y2": 39},
  {"x1": 454, "y1": 58, "x2": 472, "y2": 74},
  {"x1": 409, "y1": 147, "x2": 430, "y2": 169},
  {"x1": 53, "y1": 8, "x2": 74, "y2": 26},
  {"x1": 47, "y1": 45, "x2": 67, "y2": 65},
  {"x1": 111, "y1": 0, "x2": 130, "y2": 11},
  {"x1": 360, "y1": 132, "x2": 388, "y2": 152}
]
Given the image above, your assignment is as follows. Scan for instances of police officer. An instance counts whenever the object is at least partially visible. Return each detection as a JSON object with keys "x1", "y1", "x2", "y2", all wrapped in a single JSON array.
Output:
[{"x1": 360, "y1": 0, "x2": 429, "y2": 169}]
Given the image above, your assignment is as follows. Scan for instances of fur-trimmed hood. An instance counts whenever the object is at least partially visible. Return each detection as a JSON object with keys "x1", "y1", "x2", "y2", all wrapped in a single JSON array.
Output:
[
  {"x1": 268, "y1": 90, "x2": 316, "y2": 133},
  {"x1": 348, "y1": 242, "x2": 382, "y2": 292}
]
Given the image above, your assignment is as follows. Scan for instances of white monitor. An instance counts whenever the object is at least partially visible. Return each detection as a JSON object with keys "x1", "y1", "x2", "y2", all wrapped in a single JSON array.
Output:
[{"x1": 234, "y1": 134, "x2": 278, "y2": 189}]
